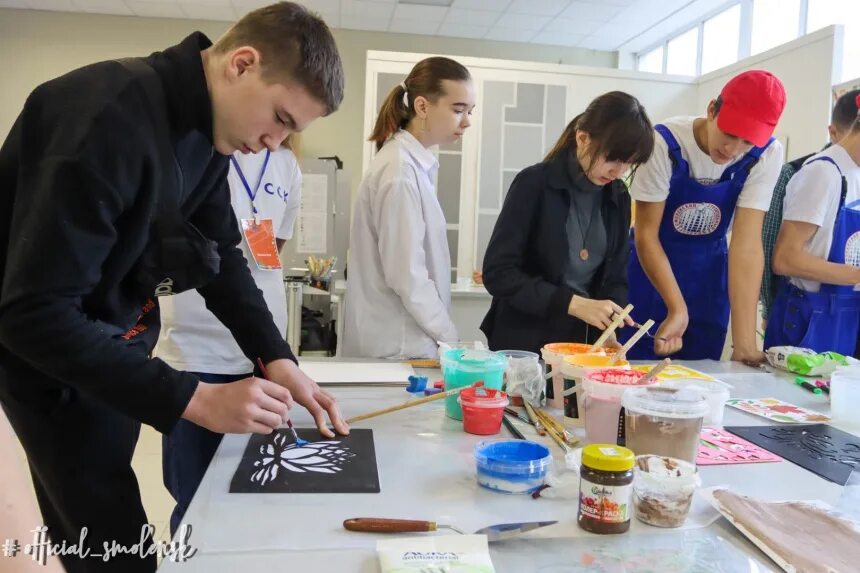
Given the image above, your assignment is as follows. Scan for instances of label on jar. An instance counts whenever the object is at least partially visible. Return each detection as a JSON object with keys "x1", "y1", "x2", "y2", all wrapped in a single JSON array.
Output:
[{"x1": 579, "y1": 477, "x2": 631, "y2": 523}]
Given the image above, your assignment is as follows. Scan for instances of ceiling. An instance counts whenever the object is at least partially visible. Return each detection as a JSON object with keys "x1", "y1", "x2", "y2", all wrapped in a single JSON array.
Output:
[{"x1": 0, "y1": 0, "x2": 735, "y2": 53}]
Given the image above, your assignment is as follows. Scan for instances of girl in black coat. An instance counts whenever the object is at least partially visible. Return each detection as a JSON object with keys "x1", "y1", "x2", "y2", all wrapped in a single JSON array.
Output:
[{"x1": 481, "y1": 91, "x2": 655, "y2": 353}]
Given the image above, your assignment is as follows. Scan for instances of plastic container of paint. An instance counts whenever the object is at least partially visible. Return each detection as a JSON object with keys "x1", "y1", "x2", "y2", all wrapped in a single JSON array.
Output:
[
  {"x1": 474, "y1": 440, "x2": 552, "y2": 494},
  {"x1": 497, "y1": 349, "x2": 542, "y2": 407},
  {"x1": 441, "y1": 349, "x2": 506, "y2": 420},
  {"x1": 659, "y1": 378, "x2": 731, "y2": 427},
  {"x1": 633, "y1": 455, "x2": 700, "y2": 528},
  {"x1": 830, "y1": 367, "x2": 860, "y2": 429},
  {"x1": 623, "y1": 386, "x2": 709, "y2": 464},
  {"x1": 459, "y1": 387, "x2": 509, "y2": 435},
  {"x1": 560, "y1": 354, "x2": 629, "y2": 427},
  {"x1": 581, "y1": 369, "x2": 657, "y2": 445},
  {"x1": 541, "y1": 343, "x2": 602, "y2": 409}
]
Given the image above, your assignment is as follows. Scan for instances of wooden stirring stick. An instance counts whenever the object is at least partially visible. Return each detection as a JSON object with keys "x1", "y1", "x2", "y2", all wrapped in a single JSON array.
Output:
[
  {"x1": 641, "y1": 358, "x2": 672, "y2": 383},
  {"x1": 590, "y1": 304, "x2": 634, "y2": 351},
  {"x1": 613, "y1": 319, "x2": 655, "y2": 363},
  {"x1": 346, "y1": 385, "x2": 468, "y2": 424}
]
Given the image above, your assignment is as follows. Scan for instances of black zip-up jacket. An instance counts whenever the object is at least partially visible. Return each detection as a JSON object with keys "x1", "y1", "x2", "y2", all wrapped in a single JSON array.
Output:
[
  {"x1": 480, "y1": 152, "x2": 631, "y2": 353},
  {"x1": 0, "y1": 33, "x2": 295, "y2": 433}
]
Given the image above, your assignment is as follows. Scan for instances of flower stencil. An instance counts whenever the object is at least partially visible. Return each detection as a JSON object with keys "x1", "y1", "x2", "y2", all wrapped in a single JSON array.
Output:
[{"x1": 250, "y1": 432, "x2": 356, "y2": 486}]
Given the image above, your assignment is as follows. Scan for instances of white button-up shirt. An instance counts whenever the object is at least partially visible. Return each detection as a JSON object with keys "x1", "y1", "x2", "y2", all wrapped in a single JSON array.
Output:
[{"x1": 343, "y1": 130, "x2": 458, "y2": 358}]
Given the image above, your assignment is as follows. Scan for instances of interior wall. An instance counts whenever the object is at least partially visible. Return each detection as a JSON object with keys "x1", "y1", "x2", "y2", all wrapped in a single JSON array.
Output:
[
  {"x1": 0, "y1": 8, "x2": 616, "y2": 194},
  {"x1": 696, "y1": 26, "x2": 842, "y2": 161}
]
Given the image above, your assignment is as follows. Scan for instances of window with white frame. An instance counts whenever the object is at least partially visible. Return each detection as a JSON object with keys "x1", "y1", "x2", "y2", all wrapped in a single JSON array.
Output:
[
  {"x1": 638, "y1": 46, "x2": 664, "y2": 74},
  {"x1": 666, "y1": 27, "x2": 699, "y2": 76},
  {"x1": 750, "y1": 0, "x2": 801, "y2": 55},
  {"x1": 635, "y1": 0, "x2": 856, "y2": 81},
  {"x1": 701, "y1": 4, "x2": 741, "y2": 75}
]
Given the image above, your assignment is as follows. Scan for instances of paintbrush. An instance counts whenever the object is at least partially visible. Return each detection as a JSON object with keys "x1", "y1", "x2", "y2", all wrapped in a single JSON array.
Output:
[
  {"x1": 533, "y1": 407, "x2": 578, "y2": 447},
  {"x1": 613, "y1": 319, "x2": 655, "y2": 363},
  {"x1": 526, "y1": 402, "x2": 569, "y2": 452},
  {"x1": 522, "y1": 401, "x2": 546, "y2": 436},
  {"x1": 257, "y1": 358, "x2": 307, "y2": 446},
  {"x1": 590, "y1": 304, "x2": 634, "y2": 351},
  {"x1": 345, "y1": 385, "x2": 470, "y2": 424}
]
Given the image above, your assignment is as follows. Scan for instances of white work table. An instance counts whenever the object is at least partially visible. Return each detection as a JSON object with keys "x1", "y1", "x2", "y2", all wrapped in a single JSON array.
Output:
[{"x1": 158, "y1": 360, "x2": 846, "y2": 572}]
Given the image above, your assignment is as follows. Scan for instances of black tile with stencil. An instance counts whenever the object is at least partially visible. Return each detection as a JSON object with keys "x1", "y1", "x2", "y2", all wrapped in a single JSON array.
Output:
[{"x1": 230, "y1": 428, "x2": 380, "y2": 493}]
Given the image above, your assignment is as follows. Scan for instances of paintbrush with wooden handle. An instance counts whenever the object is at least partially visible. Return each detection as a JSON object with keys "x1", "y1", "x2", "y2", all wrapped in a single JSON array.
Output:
[
  {"x1": 257, "y1": 358, "x2": 307, "y2": 446},
  {"x1": 346, "y1": 385, "x2": 472, "y2": 424}
]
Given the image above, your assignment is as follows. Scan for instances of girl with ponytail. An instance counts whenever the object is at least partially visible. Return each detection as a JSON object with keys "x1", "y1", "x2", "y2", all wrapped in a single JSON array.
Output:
[
  {"x1": 343, "y1": 57, "x2": 476, "y2": 358},
  {"x1": 480, "y1": 91, "x2": 654, "y2": 353}
]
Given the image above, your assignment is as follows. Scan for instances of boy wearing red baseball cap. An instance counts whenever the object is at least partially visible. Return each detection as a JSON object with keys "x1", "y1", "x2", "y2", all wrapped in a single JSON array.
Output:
[
  {"x1": 622, "y1": 70, "x2": 786, "y2": 362},
  {"x1": 764, "y1": 91, "x2": 860, "y2": 356}
]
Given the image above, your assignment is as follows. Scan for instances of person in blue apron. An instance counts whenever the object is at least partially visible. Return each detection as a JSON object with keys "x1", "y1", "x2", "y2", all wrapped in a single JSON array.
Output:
[
  {"x1": 622, "y1": 70, "x2": 786, "y2": 363},
  {"x1": 765, "y1": 93, "x2": 860, "y2": 356},
  {"x1": 759, "y1": 90, "x2": 860, "y2": 325}
]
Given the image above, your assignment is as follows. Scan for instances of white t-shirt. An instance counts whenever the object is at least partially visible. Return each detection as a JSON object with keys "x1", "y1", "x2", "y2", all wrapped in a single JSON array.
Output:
[
  {"x1": 631, "y1": 117, "x2": 784, "y2": 212},
  {"x1": 154, "y1": 149, "x2": 302, "y2": 374},
  {"x1": 783, "y1": 145, "x2": 860, "y2": 292}
]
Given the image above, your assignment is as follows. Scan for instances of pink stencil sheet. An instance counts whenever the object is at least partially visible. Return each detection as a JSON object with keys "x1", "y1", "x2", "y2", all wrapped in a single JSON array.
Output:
[{"x1": 697, "y1": 427, "x2": 783, "y2": 465}]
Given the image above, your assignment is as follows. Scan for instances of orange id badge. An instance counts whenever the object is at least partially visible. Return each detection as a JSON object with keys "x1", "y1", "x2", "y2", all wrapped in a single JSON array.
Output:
[{"x1": 241, "y1": 218, "x2": 282, "y2": 270}]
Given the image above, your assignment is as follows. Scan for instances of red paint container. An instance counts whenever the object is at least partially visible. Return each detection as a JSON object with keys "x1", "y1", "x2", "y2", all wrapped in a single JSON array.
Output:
[{"x1": 459, "y1": 388, "x2": 510, "y2": 435}]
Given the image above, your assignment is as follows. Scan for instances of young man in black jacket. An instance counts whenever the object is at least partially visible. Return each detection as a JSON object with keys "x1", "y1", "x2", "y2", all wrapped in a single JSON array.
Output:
[{"x1": 0, "y1": 4, "x2": 347, "y2": 572}]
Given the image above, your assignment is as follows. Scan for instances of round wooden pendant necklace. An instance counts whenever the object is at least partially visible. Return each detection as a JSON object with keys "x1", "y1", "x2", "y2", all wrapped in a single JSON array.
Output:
[{"x1": 571, "y1": 190, "x2": 601, "y2": 262}]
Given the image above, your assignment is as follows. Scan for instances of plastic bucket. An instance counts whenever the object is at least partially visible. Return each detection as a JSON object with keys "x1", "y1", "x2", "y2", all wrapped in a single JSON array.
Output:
[
  {"x1": 441, "y1": 349, "x2": 506, "y2": 420},
  {"x1": 623, "y1": 386, "x2": 709, "y2": 464},
  {"x1": 498, "y1": 350, "x2": 542, "y2": 407},
  {"x1": 459, "y1": 387, "x2": 509, "y2": 435},
  {"x1": 581, "y1": 368, "x2": 657, "y2": 445},
  {"x1": 559, "y1": 354, "x2": 629, "y2": 427},
  {"x1": 474, "y1": 440, "x2": 552, "y2": 494},
  {"x1": 660, "y1": 378, "x2": 731, "y2": 427},
  {"x1": 541, "y1": 343, "x2": 602, "y2": 409}
]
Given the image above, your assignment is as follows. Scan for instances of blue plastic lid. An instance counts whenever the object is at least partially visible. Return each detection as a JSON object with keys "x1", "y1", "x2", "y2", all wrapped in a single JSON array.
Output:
[{"x1": 474, "y1": 440, "x2": 552, "y2": 473}]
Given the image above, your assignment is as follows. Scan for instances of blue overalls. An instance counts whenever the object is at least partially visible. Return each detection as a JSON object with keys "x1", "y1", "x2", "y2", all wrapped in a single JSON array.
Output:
[
  {"x1": 623, "y1": 124, "x2": 773, "y2": 360},
  {"x1": 764, "y1": 157, "x2": 860, "y2": 356}
]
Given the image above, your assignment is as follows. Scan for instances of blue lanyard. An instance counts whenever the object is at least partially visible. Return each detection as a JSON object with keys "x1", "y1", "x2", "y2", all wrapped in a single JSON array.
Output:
[{"x1": 230, "y1": 150, "x2": 271, "y2": 215}]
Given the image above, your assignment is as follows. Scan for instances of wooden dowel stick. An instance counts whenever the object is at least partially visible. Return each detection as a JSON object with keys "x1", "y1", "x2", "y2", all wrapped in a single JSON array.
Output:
[
  {"x1": 405, "y1": 359, "x2": 440, "y2": 369},
  {"x1": 614, "y1": 319, "x2": 655, "y2": 363},
  {"x1": 642, "y1": 358, "x2": 672, "y2": 383},
  {"x1": 590, "y1": 304, "x2": 634, "y2": 351}
]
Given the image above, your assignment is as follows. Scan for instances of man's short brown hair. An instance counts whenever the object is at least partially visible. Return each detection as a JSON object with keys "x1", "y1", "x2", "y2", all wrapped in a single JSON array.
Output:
[{"x1": 214, "y1": 2, "x2": 344, "y2": 115}]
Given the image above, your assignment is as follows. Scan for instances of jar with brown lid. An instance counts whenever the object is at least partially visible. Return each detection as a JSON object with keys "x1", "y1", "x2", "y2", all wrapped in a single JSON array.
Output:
[{"x1": 577, "y1": 444, "x2": 635, "y2": 534}]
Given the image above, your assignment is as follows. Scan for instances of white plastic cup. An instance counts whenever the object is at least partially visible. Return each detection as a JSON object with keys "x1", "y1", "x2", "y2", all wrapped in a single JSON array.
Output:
[
  {"x1": 831, "y1": 367, "x2": 860, "y2": 429},
  {"x1": 633, "y1": 455, "x2": 700, "y2": 528}
]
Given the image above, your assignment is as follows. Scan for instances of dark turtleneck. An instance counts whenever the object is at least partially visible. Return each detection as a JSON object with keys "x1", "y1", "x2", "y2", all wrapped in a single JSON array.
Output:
[{"x1": 563, "y1": 152, "x2": 609, "y2": 295}]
